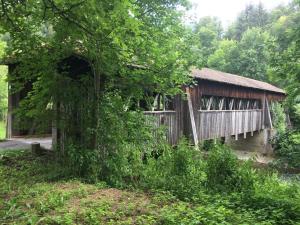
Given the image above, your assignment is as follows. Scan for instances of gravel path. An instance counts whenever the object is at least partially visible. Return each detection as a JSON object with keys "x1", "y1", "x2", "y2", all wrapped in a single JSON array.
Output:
[{"x1": 0, "y1": 137, "x2": 52, "y2": 151}]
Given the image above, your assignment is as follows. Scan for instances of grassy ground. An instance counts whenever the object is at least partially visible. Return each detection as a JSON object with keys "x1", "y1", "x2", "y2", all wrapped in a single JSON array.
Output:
[
  {"x1": 0, "y1": 150, "x2": 299, "y2": 224},
  {"x1": 0, "y1": 120, "x2": 5, "y2": 139},
  {"x1": 0, "y1": 150, "x2": 210, "y2": 224}
]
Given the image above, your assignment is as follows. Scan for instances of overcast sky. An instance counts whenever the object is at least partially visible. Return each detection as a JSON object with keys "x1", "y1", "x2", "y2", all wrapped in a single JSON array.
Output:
[{"x1": 185, "y1": 0, "x2": 292, "y2": 27}]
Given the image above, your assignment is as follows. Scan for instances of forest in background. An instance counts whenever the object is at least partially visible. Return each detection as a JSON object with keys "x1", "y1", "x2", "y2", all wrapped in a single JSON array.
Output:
[
  {"x1": 189, "y1": 1, "x2": 300, "y2": 169},
  {"x1": 191, "y1": 2, "x2": 299, "y2": 127}
]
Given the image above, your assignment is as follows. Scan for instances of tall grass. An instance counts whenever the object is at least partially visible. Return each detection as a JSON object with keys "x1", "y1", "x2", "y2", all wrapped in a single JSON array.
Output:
[{"x1": 0, "y1": 120, "x2": 6, "y2": 139}]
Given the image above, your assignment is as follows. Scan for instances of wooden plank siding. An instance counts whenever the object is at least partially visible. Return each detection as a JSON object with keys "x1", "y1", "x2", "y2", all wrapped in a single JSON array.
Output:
[
  {"x1": 196, "y1": 110, "x2": 263, "y2": 141},
  {"x1": 144, "y1": 109, "x2": 264, "y2": 145},
  {"x1": 144, "y1": 111, "x2": 180, "y2": 146}
]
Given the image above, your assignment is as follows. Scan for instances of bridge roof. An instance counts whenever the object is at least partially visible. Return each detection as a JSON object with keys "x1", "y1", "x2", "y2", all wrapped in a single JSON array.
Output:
[{"x1": 191, "y1": 68, "x2": 285, "y2": 94}]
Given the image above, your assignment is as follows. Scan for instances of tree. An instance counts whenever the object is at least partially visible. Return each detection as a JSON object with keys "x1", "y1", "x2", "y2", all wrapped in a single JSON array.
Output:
[
  {"x1": 226, "y1": 3, "x2": 269, "y2": 40},
  {"x1": 207, "y1": 39, "x2": 239, "y2": 73},
  {"x1": 268, "y1": 0, "x2": 300, "y2": 127},
  {"x1": 0, "y1": 0, "x2": 192, "y2": 172},
  {"x1": 194, "y1": 16, "x2": 222, "y2": 39},
  {"x1": 192, "y1": 16, "x2": 222, "y2": 67},
  {"x1": 237, "y1": 28, "x2": 272, "y2": 81}
]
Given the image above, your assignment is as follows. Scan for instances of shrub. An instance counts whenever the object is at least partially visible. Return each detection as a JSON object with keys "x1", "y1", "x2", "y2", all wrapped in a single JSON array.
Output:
[
  {"x1": 206, "y1": 144, "x2": 256, "y2": 193},
  {"x1": 245, "y1": 173, "x2": 300, "y2": 224},
  {"x1": 64, "y1": 144, "x2": 101, "y2": 183},
  {"x1": 271, "y1": 130, "x2": 300, "y2": 169},
  {"x1": 271, "y1": 102, "x2": 287, "y2": 133},
  {"x1": 141, "y1": 139, "x2": 206, "y2": 200}
]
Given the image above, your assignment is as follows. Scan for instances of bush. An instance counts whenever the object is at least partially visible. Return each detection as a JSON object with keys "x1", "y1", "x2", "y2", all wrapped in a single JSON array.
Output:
[
  {"x1": 141, "y1": 140, "x2": 206, "y2": 200},
  {"x1": 245, "y1": 173, "x2": 300, "y2": 224},
  {"x1": 271, "y1": 130, "x2": 300, "y2": 169},
  {"x1": 271, "y1": 102, "x2": 286, "y2": 133},
  {"x1": 206, "y1": 144, "x2": 256, "y2": 194},
  {"x1": 64, "y1": 145, "x2": 101, "y2": 183},
  {"x1": 60, "y1": 92, "x2": 154, "y2": 186}
]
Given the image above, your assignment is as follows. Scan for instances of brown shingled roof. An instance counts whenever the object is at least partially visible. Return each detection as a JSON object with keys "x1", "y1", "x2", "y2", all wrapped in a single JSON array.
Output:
[{"x1": 191, "y1": 68, "x2": 285, "y2": 94}]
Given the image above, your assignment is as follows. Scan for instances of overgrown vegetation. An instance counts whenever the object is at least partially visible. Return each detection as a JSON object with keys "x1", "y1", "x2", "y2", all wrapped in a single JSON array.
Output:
[
  {"x1": 1, "y1": 148, "x2": 299, "y2": 224},
  {"x1": 271, "y1": 102, "x2": 300, "y2": 170},
  {"x1": 272, "y1": 130, "x2": 300, "y2": 170}
]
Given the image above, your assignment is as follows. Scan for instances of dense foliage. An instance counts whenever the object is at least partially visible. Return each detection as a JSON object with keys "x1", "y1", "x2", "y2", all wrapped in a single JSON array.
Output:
[
  {"x1": 1, "y1": 148, "x2": 299, "y2": 224},
  {"x1": 272, "y1": 130, "x2": 300, "y2": 170},
  {"x1": 0, "y1": 0, "x2": 198, "y2": 149}
]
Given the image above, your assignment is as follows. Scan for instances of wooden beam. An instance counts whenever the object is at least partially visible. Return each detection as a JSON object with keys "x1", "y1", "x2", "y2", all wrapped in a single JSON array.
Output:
[
  {"x1": 229, "y1": 98, "x2": 234, "y2": 110},
  {"x1": 246, "y1": 100, "x2": 250, "y2": 109},
  {"x1": 186, "y1": 87, "x2": 199, "y2": 147},
  {"x1": 152, "y1": 94, "x2": 159, "y2": 111},
  {"x1": 219, "y1": 98, "x2": 224, "y2": 110},
  {"x1": 262, "y1": 94, "x2": 266, "y2": 129},
  {"x1": 207, "y1": 96, "x2": 213, "y2": 110},
  {"x1": 254, "y1": 100, "x2": 257, "y2": 109},
  {"x1": 238, "y1": 99, "x2": 242, "y2": 110},
  {"x1": 266, "y1": 99, "x2": 273, "y2": 129}
]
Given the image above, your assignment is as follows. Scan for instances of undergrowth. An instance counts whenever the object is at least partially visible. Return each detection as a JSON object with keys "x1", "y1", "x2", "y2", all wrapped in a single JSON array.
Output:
[
  {"x1": 1, "y1": 147, "x2": 300, "y2": 224},
  {"x1": 271, "y1": 130, "x2": 300, "y2": 170}
]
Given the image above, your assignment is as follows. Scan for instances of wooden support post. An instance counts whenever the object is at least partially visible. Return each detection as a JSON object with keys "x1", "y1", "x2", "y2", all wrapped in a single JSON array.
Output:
[
  {"x1": 162, "y1": 94, "x2": 166, "y2": 111},
  {"x1": 186, "y1": 87, "x2": 199, "y2": 147},
  {"x1": 238, "y1": 99, "x2": 242, "y2": 110},
  {"x1": 152, "y1": 94, "x2": 159, "y2": 111},
  {"x1": 219, "y1": 98, "x2": 224, "y2": 110},
  {"x1": 266, "y1": 99, "x2": 273, "y2": 129},
  {"x1": 229, "y1": 99, "x2": 234, "y2": 110},
  {"x1": 253, "y1": 101, "x2": 257, "y2": 109},
  {"x1": 207, "y1": 96, "x2": 213, "y2": 110},
  {"x1": 235, "y1": 111, "x2": 238, "y2": 140},
  {"x1": 246, "y1": 100, "x2": 250, "y2": 109},
  {"x1": 243, "y1": 112, "x2": 246, "y2": 139},
  {"x1": 262, "y1": 94, "x2": 266, "y2": 129}
]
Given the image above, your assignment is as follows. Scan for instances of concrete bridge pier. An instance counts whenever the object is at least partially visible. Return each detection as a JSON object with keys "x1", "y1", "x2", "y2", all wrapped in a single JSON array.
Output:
[{"x1": 225, "y1": 129, "x2": 274, "y2": 156}]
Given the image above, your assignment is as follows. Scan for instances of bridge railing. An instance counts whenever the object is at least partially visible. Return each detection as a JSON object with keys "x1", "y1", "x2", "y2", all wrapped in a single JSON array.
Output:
[
  {"x1": 143, "y1": 111, "x2": 179, "y2": 145},
  {"x1": 196, "y1": 109, "x2": 263, "y2": 140},
  {"x1": 144, "y1": 109, "x2": 263, "y2": 144}
]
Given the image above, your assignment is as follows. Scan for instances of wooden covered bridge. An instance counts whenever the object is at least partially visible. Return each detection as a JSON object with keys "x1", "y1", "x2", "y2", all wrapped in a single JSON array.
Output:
[
  {"x1": 5, "y1": 53, "x2": 285, "y2": 152},
  {"x1": 144, "y1": 68, "x2": 285, "y2": 148}
]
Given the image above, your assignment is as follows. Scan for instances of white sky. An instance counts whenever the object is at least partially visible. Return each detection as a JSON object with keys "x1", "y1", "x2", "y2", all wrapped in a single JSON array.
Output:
[{"x1": 185, "y1": 0, "x2": 292, "y2": 27}]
